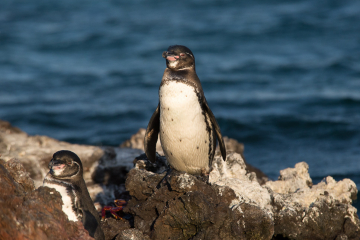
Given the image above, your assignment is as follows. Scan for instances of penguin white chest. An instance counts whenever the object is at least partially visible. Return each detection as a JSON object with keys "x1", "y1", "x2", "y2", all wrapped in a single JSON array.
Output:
[
  {"x1": 159, "y1": 81, "x2": 213, "y2": 174},
  {"x1": 43, "y1": 182, "x2": 78, "y2": 222}
]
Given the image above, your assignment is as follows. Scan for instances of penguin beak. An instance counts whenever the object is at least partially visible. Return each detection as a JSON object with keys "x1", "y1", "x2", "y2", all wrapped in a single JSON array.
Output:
[
  {"x1": 162, "y1": 51, "x2": 179, "y2": 61},
  {"x1": 48, "y1": 158, "x2": 66, "y2": 171}
]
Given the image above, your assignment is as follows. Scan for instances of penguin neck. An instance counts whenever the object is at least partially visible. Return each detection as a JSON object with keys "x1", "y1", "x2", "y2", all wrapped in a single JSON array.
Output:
[
  {"x1": 45, "y1": 172, "x2": 85, "y2": 189},
  {"x1": 162, "y1": 68, "x2": 204, "y2": 94},
  {"x1": 164, "y1": 67, "x2": 192, "y2": 79}
]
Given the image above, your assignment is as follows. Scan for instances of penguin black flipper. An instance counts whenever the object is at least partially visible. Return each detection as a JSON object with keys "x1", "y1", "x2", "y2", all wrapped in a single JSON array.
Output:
[
  {"x1": 74, "y1": 197, "x2": 97, "y2": 238},
  {"x1": 82, "y1": 208, "x2": 103, "y2": 240},
  {"x1": 78, "y1": 187, "x2": 105, "y2": 240},
  {"x1": 202, "y1": 99, "x2": 227, "y2": 161},
  {"x1": 144, "y1": 103, "x2": 160, "y2": 163}
]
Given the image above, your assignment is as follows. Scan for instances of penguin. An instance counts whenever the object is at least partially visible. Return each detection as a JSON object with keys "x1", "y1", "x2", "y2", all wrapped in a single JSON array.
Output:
[
  {"x1": 145, "y1": 45, "x2": 226, "y2": 175},
  {"x1": 43, "y1": 150, "x2": 105, "y2": 240}
]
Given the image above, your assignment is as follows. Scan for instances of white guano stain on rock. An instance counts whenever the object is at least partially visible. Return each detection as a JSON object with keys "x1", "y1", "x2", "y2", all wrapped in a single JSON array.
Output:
[
  {"x1": 209, "y1": 153, "x2": 273, "y2": 218},
  {"x1": 177, "y1": 173, "x2": 195, "y2": 189},
  {"x1": 209, "y1": 151, "x2": 360, "y2": 238}
]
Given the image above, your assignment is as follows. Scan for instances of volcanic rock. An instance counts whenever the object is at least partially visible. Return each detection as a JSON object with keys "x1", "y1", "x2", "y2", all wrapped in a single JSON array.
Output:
[
  {"x1": 101, "y1": 218, "x2": 131, "y2": 240},
  {"x1": 266, "y1": 162, "x2": 359, "y2": 239},
  {"x1": 120, "y1": 128, "x2": 163, "y2": 156},
  {"x1": 116, "y1": 229, "x2": 151, "y2": 240},
  {"x1": 124, "y1": 152, "x2": 275, "y2": 240},
  {"x1": 124, "y1": 153, "x2": 359, "y2": 240},
  {"x1": 0, "y1": 120, "x2": 104, "y2": 187},
  {"x1": 1, "y1": 119, "x2": 359, "y2": 239},
  {"x1": 0, "y1": 158, "x2": 94, "y2": 240},
  {"x1": 0, "y1": 119, "x2": 143, "y2": 205}
]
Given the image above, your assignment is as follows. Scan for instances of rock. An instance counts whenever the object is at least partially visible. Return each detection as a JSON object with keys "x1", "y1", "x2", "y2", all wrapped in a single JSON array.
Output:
[
  {"x1": 0, "y1": 119, "x2": 104, "y2": 187},
  {"x1": 209, "y1": 153, "x2": 273, "y2": 213},
  {"x1": 133, "y1": 153, "x2": 168, "y2": 174},
  {"x1": 101, "y1": 218, "x2": 131, "y2": 240},
  {"x1": 1, "y1": 119, "x2": 359, "y2": 239},
  {"x1": 265, "y1": 162, "x2": 313, "y2": 194},
  {"x1": 90, "y1": 147, "x2": 143, "y2": 204},
  {"x1": 116, "y1": 229, "x2": 151, "y2": 240},
  {"x1": 0, "y1": 120, "x2": 146, "y2": 239},
  {"x1": 92, "y1": 147, "x2": 143, "y2": 186},
  {"x1": 120, "y1": 128, "x2": 163, "y2": 155},
  {"x1": 124, "y1": 153, "x2": 274, "y2": 240},
  {"x1": 123, "y1": 153, "x2": 359, "y2": 240},
  {"x1": 0, "y1": 158, "x2": 94, "y2": 240},
  {"x1": 0, "y1": 120, "x2": 144, "y2": 205},
  {"x1": 266, "y1": 163, "x2": 360, "y2": 239},
  {"x1": 2, "y1": 157, "x2": 35, "y2": 193}
]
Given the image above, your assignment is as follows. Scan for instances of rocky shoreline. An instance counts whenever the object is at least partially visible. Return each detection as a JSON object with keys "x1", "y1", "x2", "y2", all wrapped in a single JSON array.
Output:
[{"x1": 0, "y1": 119, "x2": 359, "y2": 239}]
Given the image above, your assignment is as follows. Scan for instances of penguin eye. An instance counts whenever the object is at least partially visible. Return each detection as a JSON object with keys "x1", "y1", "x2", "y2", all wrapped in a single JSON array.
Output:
[
  {"x1": 66, "y1": 160, "x2": 72, "y2": 165},
  {"x1": 180, "y1": 53, "x2": 185, "y2": 57}
]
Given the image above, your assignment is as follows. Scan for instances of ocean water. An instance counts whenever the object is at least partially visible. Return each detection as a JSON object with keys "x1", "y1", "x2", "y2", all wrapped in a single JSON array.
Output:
[{"x1": 1, "y1": 0, "x2": 360, "y2": 208}]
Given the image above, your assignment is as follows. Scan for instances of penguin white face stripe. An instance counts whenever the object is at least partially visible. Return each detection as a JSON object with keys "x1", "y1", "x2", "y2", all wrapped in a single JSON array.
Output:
[
  {"x1": 168, "y1": 60, "x2": 179, "y2": 69},
  {"x1": 71, "y1": 161, "x2": 81, "y2": 178},
  {"x1": 177, "y1": 64, "x2": 194, "y2": 70},
  {"x1": 185, "y1": 52, "x2": 193, "y2": 58},
  {"x1": 52, "y1": 164, "x2": 66, "y2": 176},
  {"x1": 52, "y1": 161, "x2": 81, "y2": 179},
  {"x1": 44, "y1": 175, "x2": 73, "y2": 188}
]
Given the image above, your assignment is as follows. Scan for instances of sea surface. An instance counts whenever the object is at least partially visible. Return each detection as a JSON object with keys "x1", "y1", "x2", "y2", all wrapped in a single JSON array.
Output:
[{"x1": 1, "y1": 0, "x2": 360, "y2": 208}]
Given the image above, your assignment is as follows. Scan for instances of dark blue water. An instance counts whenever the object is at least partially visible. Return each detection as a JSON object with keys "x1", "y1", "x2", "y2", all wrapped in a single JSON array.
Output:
[{"x1": 1, "y1": 0, "x2": 360, "y2": 207}]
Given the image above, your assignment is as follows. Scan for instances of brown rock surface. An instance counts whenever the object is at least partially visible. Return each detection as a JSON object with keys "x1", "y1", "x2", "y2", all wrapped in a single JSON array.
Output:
[
  {"x1": 266, "y1": 162, "x2": 360, "y2": 239},
  {"x1": 1, "y1": 119, "x2": 359, "y2": 240},
  {"x1": 124, "y1": 153, "x2": 275, "y2": 240},
  {"x1": 116, "y1": 229, "x2": 151, "y2": 240},
  {"x1": 0, "y1": 119, "x2": 104, "y2": 187},
  {"x1": 0, "y1": 158, "x2": 94, "y2": 240},
  {"x1": 124, "y1": 153, "x2": 359, "y2": 240},
  {"x1": 119, "y1": 128, "x2": 162, "y2": 154},
  {"x1": 101, "y1": 218, "x2": 131, "y2": 240},
  {"x1": 0, "y1": 119, "x2": 143, "y2": 205}
]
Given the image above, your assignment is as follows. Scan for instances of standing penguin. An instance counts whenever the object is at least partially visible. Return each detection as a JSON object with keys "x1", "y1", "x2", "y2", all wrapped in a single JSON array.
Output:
[
  {"x1": 43, "y1": 150, "x2": 105, "y2": 240},
  {"x1": 145, "y1": 45, "x2": 226, "y2": 175}
]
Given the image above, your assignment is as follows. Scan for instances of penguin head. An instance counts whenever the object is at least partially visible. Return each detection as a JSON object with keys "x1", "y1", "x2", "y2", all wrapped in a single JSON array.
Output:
[
  {"x1": 163, "y1": 45, "x2": 195, "y2": 71},
  {"x1": 48, "y1": 150, "x2": 83, "y2": 180}
]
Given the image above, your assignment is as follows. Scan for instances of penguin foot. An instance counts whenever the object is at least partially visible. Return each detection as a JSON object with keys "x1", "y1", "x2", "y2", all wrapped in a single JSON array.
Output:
[{"x1": 101, "y1": 199, "x2": 127, "y2": 221}]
